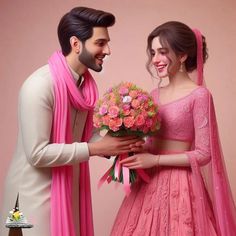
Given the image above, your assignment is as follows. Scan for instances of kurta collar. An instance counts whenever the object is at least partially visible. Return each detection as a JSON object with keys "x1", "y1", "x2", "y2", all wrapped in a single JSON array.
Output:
[{"x1": 68, "y1": 65, "x2": 84, "y2": 87}]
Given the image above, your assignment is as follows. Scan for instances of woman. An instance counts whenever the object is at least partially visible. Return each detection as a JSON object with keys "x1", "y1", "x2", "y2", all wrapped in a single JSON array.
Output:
[{"x1": 111, "y1": 21, "x2": 236, "y2": 235}]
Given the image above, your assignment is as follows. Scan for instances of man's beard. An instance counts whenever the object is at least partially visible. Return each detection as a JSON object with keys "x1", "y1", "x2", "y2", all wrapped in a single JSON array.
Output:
[{"x1": 79, "y1": 44, "x2": 103, "y2": 72}]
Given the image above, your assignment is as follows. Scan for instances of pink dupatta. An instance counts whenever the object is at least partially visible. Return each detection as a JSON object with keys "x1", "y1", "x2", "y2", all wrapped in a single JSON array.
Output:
[
  {"x1": 48, "y1": 51, "x2": 98, "y2": 236},
  {"x1": 189, "y1": 29, "x2": 236, "y2": 235}
]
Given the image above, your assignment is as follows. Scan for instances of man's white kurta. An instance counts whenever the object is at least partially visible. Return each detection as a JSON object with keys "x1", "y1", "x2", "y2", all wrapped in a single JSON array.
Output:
[{"x1": 0, "y1": 64, "x2": 92, "y2": 236}]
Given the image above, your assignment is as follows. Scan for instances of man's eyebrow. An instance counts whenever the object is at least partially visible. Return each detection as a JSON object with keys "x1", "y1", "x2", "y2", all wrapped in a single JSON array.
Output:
[{"x1": 95, "y1": 38, "x2": 110, "y2": 42}]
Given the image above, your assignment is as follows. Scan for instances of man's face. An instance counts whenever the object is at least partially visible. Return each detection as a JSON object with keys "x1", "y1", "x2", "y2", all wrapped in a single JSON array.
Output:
[{"x1": 79, "y1": 27, "x2": 111, "y2": 72}]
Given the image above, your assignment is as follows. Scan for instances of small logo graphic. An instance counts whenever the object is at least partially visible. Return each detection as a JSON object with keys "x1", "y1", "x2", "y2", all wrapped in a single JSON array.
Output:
[{"x1": 5, "y1": 193, "x2": 33, "y2": 228}]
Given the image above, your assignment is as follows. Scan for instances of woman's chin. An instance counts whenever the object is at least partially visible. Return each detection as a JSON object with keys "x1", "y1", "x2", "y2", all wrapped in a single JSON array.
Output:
[{"x1": 158, "y1": 74, "x2": 169, "y2": 79}]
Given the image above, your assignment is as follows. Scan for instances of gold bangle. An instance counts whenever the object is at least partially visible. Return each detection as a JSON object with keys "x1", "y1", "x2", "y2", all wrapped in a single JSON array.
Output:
[{"x1": 156, "y1": 155, "x2": 160, "y2": 166}]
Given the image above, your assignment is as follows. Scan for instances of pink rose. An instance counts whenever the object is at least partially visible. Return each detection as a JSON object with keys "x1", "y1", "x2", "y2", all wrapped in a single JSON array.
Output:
[
  {"x1": 119, "y1": 87, "x2": 129, "y2": 95},
  {"x1": 108, "y1": 105, "x2": 119, "y2": 118},
  {"x1": 145, "y1": 118, "x2": 153, "y2": 128},
  {"x1": 123, "y1": 104, "x2": 130, "y2": 111},
  {"x1": 122, "y1": 104, "x2": 131, "y2": 116},
  {"x1": 130, "y1": 109, "x2": 136, "y2": 117},
  {"x1": 123, "y1": 116, "x2": 135, "y2": 128},
  {"x1": 135, "y1": 114, "x2": 145, "y2": 127},
  {"x1": 114, "y1": 117, "x2": 123, "y2": 127},
  {"x1": 93, "y1": 115, "x2": 102, "y2": 128},
  {"x1": 129, "y1": 90, "x2": 138, "y2": 98},
  {"x1": 141, "y1": 110, "x2": 148, "y2": 118},
  {"x1": 109, "y1": 117, "x2": 122, "y2": 131},
  {"x1": 141, "y1": 102, "x2": 149, "y2": 110},
  {"x1": 137, "y1": 94, "x2": 148, "y2": 102},
  {"x1": 131, "y1": 99, "x2": 141, "y2": 109},
  {"x1": 102, "y1": 115, "x2": 110, "y2": 126},
  {"x1": 123, "y1": 109, "x2": 130, "y2": 116},
  {"x1": 99, "y1": 105, "x2": 108, "y2": 115}
]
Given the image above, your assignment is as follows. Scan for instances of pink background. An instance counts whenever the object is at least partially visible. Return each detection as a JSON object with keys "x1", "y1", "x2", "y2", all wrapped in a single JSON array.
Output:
[{"x1": 1, "y1": 0, "x2": 236, "y2": 235}]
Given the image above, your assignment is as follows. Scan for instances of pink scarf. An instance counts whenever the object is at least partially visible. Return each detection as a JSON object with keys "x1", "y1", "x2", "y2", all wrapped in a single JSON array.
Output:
[
  {"x1": 48, "y1": 51, "x2": 98, "y2": 236},
  {"x1": 189, "y1": 30, "x2": 236, "y2": 235},
  {"x1": 192, "y1": 29, "x2": 203, "y2": 86}
]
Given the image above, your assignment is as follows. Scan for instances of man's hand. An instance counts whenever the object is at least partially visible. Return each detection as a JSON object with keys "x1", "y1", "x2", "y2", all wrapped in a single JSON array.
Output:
[{"x1": 88, "y1": 134, "x2": 144, "y2": 157}]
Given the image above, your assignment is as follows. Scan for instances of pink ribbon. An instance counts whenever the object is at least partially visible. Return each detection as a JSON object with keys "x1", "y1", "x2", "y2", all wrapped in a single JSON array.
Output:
[
  {"x1": 98, "y1": 167, "x2": 113, "y2": 189},
  {"x1": 114, "y1": 155, "x2": 121, "y2": 179},
  {"x1": 122, "y1": 166, "x2": 131, "y2": 195},
  {"x1": 98, "y1": 153, "x2": 150, "y2": 196}
]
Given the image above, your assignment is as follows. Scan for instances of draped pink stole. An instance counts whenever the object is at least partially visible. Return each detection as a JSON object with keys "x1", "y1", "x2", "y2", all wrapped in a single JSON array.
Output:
[
  {"x1": 48, "y1": 51, "x2": 98, "y2": 236},
  {"x1": 189, "y1": 95, "x2": 236, "y2": 236}
]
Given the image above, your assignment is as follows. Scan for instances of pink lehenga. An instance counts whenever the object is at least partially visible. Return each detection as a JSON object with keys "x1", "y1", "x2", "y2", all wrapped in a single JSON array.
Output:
[{"x1": 111, "y1": 86, "x2": 236, "y2": 236}]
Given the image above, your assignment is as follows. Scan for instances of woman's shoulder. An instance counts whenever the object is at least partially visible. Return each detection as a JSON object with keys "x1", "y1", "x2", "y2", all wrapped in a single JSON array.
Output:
[{"x1": 192, "y1": 86, "x2": 212, "y2": 98}]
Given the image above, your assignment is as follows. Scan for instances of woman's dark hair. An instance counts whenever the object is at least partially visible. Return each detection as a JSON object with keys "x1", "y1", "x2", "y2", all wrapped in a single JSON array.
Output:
[
  {"x1": 57, "y1": 7, "x2": 115, "y2": 56},
  {"x1": 146, "y1": 21, "x2": 208, "y2": 75}
]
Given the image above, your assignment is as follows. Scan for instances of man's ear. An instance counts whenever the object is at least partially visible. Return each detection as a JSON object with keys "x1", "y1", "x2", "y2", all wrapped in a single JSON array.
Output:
[{"x1": 70, "y1": 36, "x2": 81, "y2": 54}]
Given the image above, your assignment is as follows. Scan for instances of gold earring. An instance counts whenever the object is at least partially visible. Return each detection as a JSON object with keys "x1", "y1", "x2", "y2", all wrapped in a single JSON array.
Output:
[{"x1": 179, "y1": 63, "x2": 184, "y2": 72}]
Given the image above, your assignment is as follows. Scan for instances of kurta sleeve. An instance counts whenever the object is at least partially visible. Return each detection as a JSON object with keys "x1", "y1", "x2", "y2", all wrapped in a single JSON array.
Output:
[
  {"x1": 19, "y1": 72, "x2": 89, "y2": 168},
  {"x1": 185, "y1": 88, "x2": 212, "y2": 166}
]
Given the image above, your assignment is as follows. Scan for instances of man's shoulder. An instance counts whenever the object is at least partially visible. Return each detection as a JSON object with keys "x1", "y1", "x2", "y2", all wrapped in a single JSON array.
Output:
[
  {"x1": 22, "y1": 64, "x2": 53, "y2": 90},
  {"x1": 25, "y1": 64, "x2": 51, "y2": 83},
  {"x1": 20, "y1": 64, "x2": 54, "y2": 101}
]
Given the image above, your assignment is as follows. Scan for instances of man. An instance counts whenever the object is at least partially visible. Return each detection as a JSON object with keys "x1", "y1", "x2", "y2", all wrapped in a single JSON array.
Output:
[{"x1": 1, "y1": 7, "x2": 142, "y2": 236}]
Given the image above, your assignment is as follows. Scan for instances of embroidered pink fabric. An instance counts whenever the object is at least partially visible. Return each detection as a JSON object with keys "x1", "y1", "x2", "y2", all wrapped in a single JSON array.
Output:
[
  {"x1": 153, "y1": 86, "x2": 236, "y2": 235},
  {"x1": 48, "y1": 51, "x2": 98, "y2": 236}
]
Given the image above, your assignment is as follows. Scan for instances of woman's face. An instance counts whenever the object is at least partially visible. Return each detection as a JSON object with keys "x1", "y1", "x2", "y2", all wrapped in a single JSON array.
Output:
[{"x1": 151, "y1": 36, "x2": 181, "y2": 78}]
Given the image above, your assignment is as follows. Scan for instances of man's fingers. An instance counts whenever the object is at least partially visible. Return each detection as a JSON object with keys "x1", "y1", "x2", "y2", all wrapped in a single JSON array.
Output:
[
  {"x1": 120, "y1": 156, "x2": 136, "y2": 164},
  {"x1": 135, "y1": 140, "x2": 145, "y2": 146}
]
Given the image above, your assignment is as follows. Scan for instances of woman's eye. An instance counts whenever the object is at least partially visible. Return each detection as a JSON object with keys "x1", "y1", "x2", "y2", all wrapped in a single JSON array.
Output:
[{"x1": 150, "y1": 51, "x2": 155, "y2": 56}]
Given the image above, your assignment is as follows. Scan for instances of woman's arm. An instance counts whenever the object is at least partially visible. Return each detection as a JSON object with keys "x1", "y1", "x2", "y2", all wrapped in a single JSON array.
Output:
[{"x1": 121, "y1": 88, "x2": 212, "y2": 169}]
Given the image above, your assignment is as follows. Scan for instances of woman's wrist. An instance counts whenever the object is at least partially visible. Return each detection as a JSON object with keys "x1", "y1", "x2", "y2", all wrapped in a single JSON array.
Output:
[{"x1": 155, "y1": 154, "x2": 160, "y2": 167}]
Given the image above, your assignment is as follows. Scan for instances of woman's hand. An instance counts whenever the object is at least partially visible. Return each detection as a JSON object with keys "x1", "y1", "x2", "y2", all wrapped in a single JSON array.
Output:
[
  {"x1": 88, "y1": 134, "x2": 144, "y2": 157},
  {"x1": 120, "y1": 153, "x2": 159, "y2": 169}
]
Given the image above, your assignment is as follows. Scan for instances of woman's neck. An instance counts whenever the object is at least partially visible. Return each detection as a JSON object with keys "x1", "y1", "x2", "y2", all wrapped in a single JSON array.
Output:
[{"x1": 167, "y1": 72, "x2": 192, "y2": 88}]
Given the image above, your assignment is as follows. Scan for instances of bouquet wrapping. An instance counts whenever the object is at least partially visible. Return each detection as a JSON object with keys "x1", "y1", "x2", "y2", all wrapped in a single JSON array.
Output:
[{"x1": 93, "y1": 82, "x2": 160, "y2": 195}]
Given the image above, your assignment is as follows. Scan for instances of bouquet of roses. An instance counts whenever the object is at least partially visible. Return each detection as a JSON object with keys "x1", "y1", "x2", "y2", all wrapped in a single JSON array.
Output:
[{"x1": 93, "y1": 82, "x2": 160, "y2": 195}]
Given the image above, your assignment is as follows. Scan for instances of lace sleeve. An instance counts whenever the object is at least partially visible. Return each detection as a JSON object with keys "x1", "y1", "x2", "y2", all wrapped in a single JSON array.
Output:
[{"x1": 185, "y1": 88, "x2": 212, "y2": 166}]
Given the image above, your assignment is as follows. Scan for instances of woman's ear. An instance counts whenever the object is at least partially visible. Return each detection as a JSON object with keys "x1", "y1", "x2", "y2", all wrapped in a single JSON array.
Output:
[
  {"x1": 69, "y1": 36, "x2": 81, "y2": 54},
  {"x1": 180, "y1": 54, "x2": 188, "y2": 63}
]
